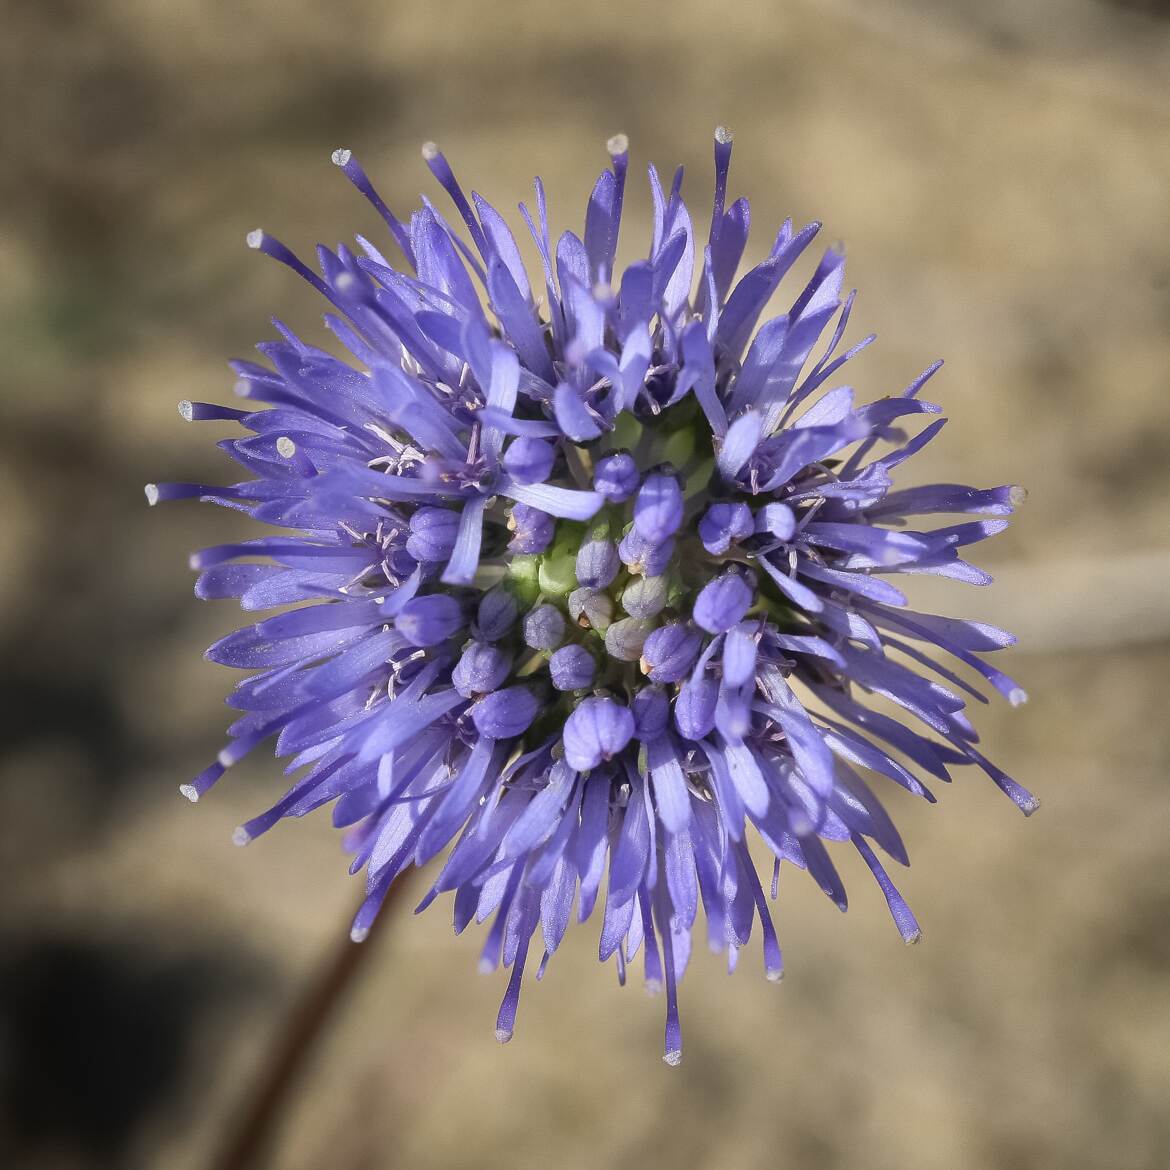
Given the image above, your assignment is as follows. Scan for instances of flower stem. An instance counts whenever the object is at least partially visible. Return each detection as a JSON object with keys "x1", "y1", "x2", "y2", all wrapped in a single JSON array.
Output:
[{"x1": 212, "y1": 875, "x2": 412, "y2": 1170}]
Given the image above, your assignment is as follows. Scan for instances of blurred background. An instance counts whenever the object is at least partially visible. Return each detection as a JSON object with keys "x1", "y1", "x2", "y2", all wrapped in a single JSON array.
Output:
[{"x1": 2, "y1": 0, "x2": 1169, "y2": 1167}]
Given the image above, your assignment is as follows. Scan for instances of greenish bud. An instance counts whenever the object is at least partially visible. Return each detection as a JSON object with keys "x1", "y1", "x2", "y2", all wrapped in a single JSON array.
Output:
[
  {"x1": 568, "y1": 587, "x2": 614, "y2": 632},
  {"x1": 605, "y1": 616, "x2": 654, "y2": 662},
  {"x1": 538, "y1": 550, "x2": 577, "y2": 596}
]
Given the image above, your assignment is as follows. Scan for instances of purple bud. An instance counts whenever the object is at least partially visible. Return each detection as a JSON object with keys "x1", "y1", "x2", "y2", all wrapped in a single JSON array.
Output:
[
  {"x1": 568, "y1": 587, "x2": 613, "y2": 631},
  {"x1": 633, "y1": 471, "x2": 684, "y2": 543},
  {"x1": 502, "y1": 437, "x2": 556, "y2": 485},
  {"x1": 509, "y1": 504, "x2": 555, "y2": 554},
  {"x1": 674, "y1": 676, "x2": 718, "y2": 740},
  {"x1": 453, "y1": 641, "x2": 512, "y2": 698},
  {"x1": 699, "y1": 501, "x2": 753, "y2": 555},
  {"x1": 593, "y1": 451, "x2": 639, "y2": 502},
  {"x1": 693, "y1": 573, "x2": 754, "y2": 634},
  {"x1": 549, "y1": 644, "x2": 595, "y2": 691},
  {"x1": 406, "y1": 506, "x2": 459, "y2": 563},
  {"x1": 471, "y1": 685, "x2": 539, "y2": 739},
  {"x1": 618, "y1": 526, "x2": 675, "y2": 577},
  {"x1": 563, "y1": 697, "x2": 635, "y2": 771},
  {"x1": 722, "y1": 622, "x2": 758, "y2": 687},
  {"x1": 396, "y1": 594, "x2": 464, "y2": 647},
  {"x1": 476, "y1": 586, "x2": 518, "y2": 639},
  {"x1": 632, "y1": 685, "x2": 670, "y2": 740},
  {"x1": 621, "y1": 575, "x2": 669, "y2": 619},
  {"x1": 576, "y1": 536, "x2": 621, "y2": 589},
  {"x1": 755, "y1": 502, "x2": 796, "y2": 541},
  {"x1": 604, "y1": 616, "x2": 653, "y2": 662},
  {"x1": 523, "y1": 603, "x2": 566, "y2": 650},
  {"x1": 640, "y1": 623, "x2": 703, "y2": 683}
]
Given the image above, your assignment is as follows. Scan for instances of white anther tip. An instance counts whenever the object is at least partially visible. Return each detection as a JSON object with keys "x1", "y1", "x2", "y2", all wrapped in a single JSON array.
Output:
[
  {"x1": 1009, "y1": 485, "x2": 1029, "y2": 506},
  {"x1": 663, "y1": 1049, "x2": 682, "y2": 1067},
  {"x1": 606, "y1": 133, "x2": 629, "y2": 157},
  {"x1": 276, "y1": 436, "x2": 297, "y2": 459},
  {"x1": 477, "y1": 958, "x2": 496, "y2": 975},
  {"x1": 331, "y1": 147, "x2": 351, "y2": 167},
  {"x1": 177, "y1": 400, "x2": 194, "y2": 421},
  {"x1": 494, "y1": 1027, "x2": 513, "y2": 1045},
  {"x1": 1008, "y1": 687, "x2": 1028, "y2": 708},
  {"x1": 144, "y1": 483, "x2": 160, "y2": 506},
  {"x1": 904, "y1": 930, "x2": 924, "y2": 946},
  {"x1": 421, "y1": 141, "x2": 440, "y2": 162},
  {"x1": 766, "y1": 968, "x2": 784, "y2": 982},
  {"x1": 246, "y1": 228, "x2": 264, "y2": 250},
  {"x1": 232, "y1": 826, "x2": 251, "y2": 847},
  {"x1": 350, "y1": 926, "x2": 370, "y2": 943},
  {"x1": 1022, "y1": 795, "x2": 1042, "y2": 817},
  {"x1": 714, "y1": 124, "x2": 734, "y2": 145},
  {"x1": 178, "y1": 784, "x2": 199, "y2": 803}
]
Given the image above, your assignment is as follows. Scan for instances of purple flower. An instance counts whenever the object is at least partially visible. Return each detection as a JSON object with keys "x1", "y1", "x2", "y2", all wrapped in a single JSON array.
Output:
[
  {"x1": 549, "y1": 644, "x2": 596, "y2": 691},
  {"x1": 576, "y1": 535, "x2": 621, "y2": 589},
  {"x1": 508, "y1": 504, "x2": 555, "y2": 554},
  {"x1": 503, "y1": 437, "x2": 556, "y2": 486},
  {"x1": 523, "y1": 603, "x2": 566, "y2": 650},
  {"x1": 453, "y1": 642, "x2": 512, "y2": 698},
  {"x1": 159, "y1": 128, "x2": 1033, "y2": 1066},
  {"x1": 593, "y1": 451, "x2": 639, "y2": 502},
  {"x1": 563, "y1": 697, "x2": 636, "y2": 771},
  {"x1": 476, "y1": 587, "x2": 519, "y2": 640},
  {"x1": 633, "y1": 471, "x2": 684, "y2": 543},
  {"x1": 406, "y1": 506, "x2": 459, "y2": 563},
  {"x1": 693, "y1": 572, "x2": 754, "y2": 634},
  {"x1": 641, "y1": 623, "x2": 703, "y2": 683},
  {"x1": 699, "y1": 501, "x2": 753, "y2": 554},
  {"x1": 472, "y1": 686, "x2": 539, "y2": 738},
  {"x1": 617, "y1": 526, "x2": 675, "y2": 577},
  {"x1": 395, "y1": 595, "x2": 463, "y2": 647}
]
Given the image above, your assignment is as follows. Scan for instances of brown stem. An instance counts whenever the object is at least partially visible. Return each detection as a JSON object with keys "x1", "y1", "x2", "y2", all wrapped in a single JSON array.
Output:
[{"x1": 212, "y1": 875, "x2": 412, "y2": 1170}]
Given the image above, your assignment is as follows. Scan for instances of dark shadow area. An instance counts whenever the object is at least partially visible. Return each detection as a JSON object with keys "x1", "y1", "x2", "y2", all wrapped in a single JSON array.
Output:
[{"x1": 0, "y1": 934, "x2": 256, "y2": 1169}]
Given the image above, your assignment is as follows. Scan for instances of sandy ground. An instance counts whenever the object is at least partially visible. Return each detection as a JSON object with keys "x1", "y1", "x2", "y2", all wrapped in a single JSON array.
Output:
[{"x1": 1, "y1": 0, "x2": 1168, "y2": 1167}]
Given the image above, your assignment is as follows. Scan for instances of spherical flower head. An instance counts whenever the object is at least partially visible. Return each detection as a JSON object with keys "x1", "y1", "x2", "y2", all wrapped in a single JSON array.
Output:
[{"x1": 158, "y1": 129, "x2": 1033, "y2": 1066}]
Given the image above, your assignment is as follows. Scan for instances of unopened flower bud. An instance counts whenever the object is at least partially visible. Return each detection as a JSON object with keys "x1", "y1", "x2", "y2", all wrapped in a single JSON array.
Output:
[
  {"x1": 563, "y1": 697, "x2": 635, "y2": 771},
  {"x1": 640, "y1": 623, "x2": 702, "y2": 682},
  {"x1": 605, "y1": 616, "x2": 653, "y2": 662},
  {"x1": 453, "y1": 642, "x2": 512, "y2": 698},
  {"x1": 524, "y1": 603, "x2": 566, "y2": 650},
  {"x1": 471, "y1": 686, "x2": 539, "y2": 738},
  {"x1": 693, "y1": 572, "x2": 753, "y2": 634},
  {"x1": 593, "y1": 451, "x2": 639, "y2": 502},
  {"x1": 622, "y1": 574, "x2": 669, "y2": 618},
  {"x1": 407, "y1": 506, "x2": 459, "y2": 563},
  {"x1": 568, "y1": 587, "x2": 614, "y2": 631},
  {"x1": 699, "y1": 501, "x2": 753, "y2": 555},
  {"x1": 396, "y1": 594, "x2": 464, "y2": 647},
  {"x1": 503, "y1": 437, "x2": 556, "y2": 485},
  {"x1": 550, "y1": 644, "x2": 595, "y2": 691}
]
